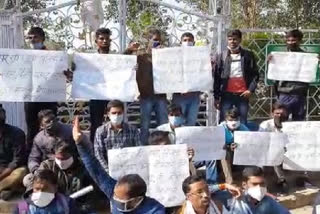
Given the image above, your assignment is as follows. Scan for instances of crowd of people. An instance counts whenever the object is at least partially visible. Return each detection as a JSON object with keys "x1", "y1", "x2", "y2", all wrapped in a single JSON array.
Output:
[{"x1": 0, "y1": 26, "x2": 317, "y2": 214}]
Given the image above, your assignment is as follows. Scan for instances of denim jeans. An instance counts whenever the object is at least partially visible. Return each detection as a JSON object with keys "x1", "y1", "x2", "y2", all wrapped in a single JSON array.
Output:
[
  {"x1": 89, "y1": 100, "x2": 108, "y2": 142},
  {"x1": 172, "y1": 93, "x2": 200, "y2": 126},
  {"x1": 194, "y1": 160, "x2": 218, "y2": 185},
  {"x1": 278, "y1": 94, "x2": 306, "y2": 121},
  {"x1": 140, "y1": 96, "x2": 168, "y2": 145},
  {"x1": 220, "y1": 92, "x2": 249, "y2": 124}
]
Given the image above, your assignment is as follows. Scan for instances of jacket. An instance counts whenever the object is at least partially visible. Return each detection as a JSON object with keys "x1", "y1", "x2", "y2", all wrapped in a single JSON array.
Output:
[
  {"x1": 219, "y1": 122, "x2": 249, "y2": 145},
  {"x1": 76, "y1": 136, "x2": 166, "y2": 214},
  {"x1": 213, "y1": 48, "x2": 259, "y2": 100},
  {"x1": 274, "y1": 48, "x2": 309, "y2": 96},
  {"x1": 0, "y1": 124, "x2": 26, "y2": 169},
  {"x1": 137, "y1": 53, "x2": 166, "y2": 99},
  {"x1": 28, "y1": 123, "x2": 75, "y2": 173},
  {"x1": 13, "y1": 193, "x2": 79, "y2": 214}
]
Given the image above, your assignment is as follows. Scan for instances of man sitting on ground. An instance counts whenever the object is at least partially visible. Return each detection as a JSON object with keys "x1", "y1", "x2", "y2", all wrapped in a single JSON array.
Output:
[
  {"x1": 14, "y1": 169, "x2": 79, "y2": 214},
  {"x1": 0, "y1": 106, "x2": 27, "y2": 200},
  {"x1": 233, "y1": 166, "x2": 290, "y2": 214},
  {"x1": 73, "y1": 116, "x2": 165, "y2": 214}
]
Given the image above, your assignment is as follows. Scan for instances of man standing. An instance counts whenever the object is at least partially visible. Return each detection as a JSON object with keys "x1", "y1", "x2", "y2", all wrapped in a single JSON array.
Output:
[
  {"x1": 0, "y1": 106, "x2": 27, "y2": 200},
  {"x1": 94, "y1": 100, "x2": 140, "y2": 172},
  {"x1": 213, "y1": 29, "x2": 259, "y2": 124},
  {"x1": 271, "y1": 30, "x2": 308, "y2": 121},
  {"x1": 172, "y1": 32, "x2": 201, "y2": 126},
  {"x1": 25, "y1": 27, "x2": 58, "y2": 152},
  {"x1": 136, "y1": 29, "x2": 168, "y2": 145},
  {"x1": 259, "y1": 103, "x2": 289, "y2": 194}
]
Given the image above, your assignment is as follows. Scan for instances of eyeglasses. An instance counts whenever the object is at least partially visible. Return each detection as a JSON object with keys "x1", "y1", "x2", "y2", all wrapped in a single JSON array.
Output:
[{"x1": 189, "y1": 190, "x2": 209, "y2": 198}]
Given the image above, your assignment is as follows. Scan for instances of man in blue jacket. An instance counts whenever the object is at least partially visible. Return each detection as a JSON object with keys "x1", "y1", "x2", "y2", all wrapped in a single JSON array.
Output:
[{"x1": 72, "y1": 116, "x2": 165, "y2": 214}]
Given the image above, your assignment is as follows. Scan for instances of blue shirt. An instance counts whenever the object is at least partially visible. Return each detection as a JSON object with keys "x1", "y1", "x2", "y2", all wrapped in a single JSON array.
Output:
[
  {"x1": 219, "y1": 122, "x2": 249, "y2": 145},
  {"x1": 77, "y1": 137, "x2": 165, "y2": 214},
  {"x1": 231, "y1": 195, "x2": 291, "y2": 214}
]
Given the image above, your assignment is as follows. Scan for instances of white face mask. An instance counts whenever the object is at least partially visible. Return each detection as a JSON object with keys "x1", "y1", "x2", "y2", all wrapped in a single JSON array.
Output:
[
  {"x1": 30, "y1": 42, "x2": 44, "y2": 50},
  {"x1": 114, "y1": 196, "x2": 144, "y2": 212},
  {"x1": 31, "y1": 192, "x2": 55, "y2": 207},
  {"x1": 247, "y1": 186, "x2": 267, "y2": 201},
  {"x1": 55, "y1": 156, "x2": 74, "y2": 170},
  {"x1": 226, "y1": 120, "x2": 240, "y2": 130},
  {"x1": 109, "y1": 114, "x2": 124, "y2": 126},
  {"x1": 182, "y1": 41, "x2": 194, "y2": 47},
  {"x1": 227, "y1": 45, "x2": 240, "y2": 52}
]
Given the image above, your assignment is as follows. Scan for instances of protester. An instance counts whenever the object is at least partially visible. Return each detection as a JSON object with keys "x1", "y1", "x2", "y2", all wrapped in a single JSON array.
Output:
[
  {"x1": 156, "y1": 103, "x2": 184, "y2": 143},
  {"x1": 219, "y1": 107, "x2": 249, "y2": 184},
  {"x1": 177, "y1": 175, "x2": 241, "y2": 214},
  {"x1": 73, "y1": 116, "x2": 165, "y2": 214},
  {"x1": 172, "y1": 32, "x2": 201, "y2": 126},
  {"x1": 0, "y1": 106, "x2": 27, "y2": 200},
  {"x1": 232, "y1": 166, "x2": 290, "y2": 214},
  {"x1": 28, "y1": 109, "x2": 75, "y2": 174},
  {"x1": 259, "y1": 102, "x2": 289, "y2": 194},
  {"x1": 270, "y1": 29, "x2": 308, "y2": 121},
  {"x1": 136, "y1": 29, "x2": 168, "y2": 145},
  {"x1": 24, "y1": 27, "x2": 58, "y2": 152},
  {"x1": 213, "y1": 29, "x2": 259, "y2": 124},
  {"x1": 94, "y1": 100, "x2": 140, "y2": 172},
  {"x1": 14, "y1": 169, "x2": 79, "y2": 214}
]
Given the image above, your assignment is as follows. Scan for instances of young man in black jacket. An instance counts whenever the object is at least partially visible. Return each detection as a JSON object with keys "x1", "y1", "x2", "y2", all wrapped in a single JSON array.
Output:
[{"x1": 213, "y1": 29, "x2": 259, "y2": 124}]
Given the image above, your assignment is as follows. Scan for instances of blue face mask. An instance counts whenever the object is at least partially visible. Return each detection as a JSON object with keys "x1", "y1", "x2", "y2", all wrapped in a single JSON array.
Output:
[
  {"x1": 152, "y1": 41, "x2": 160, "y2": 48},
  {"x1": 169, "y1": 116, "x2": 184, "y2": 127},
  {"x1": 31, "y1": 42, "x2": 44, "y2": 50}
]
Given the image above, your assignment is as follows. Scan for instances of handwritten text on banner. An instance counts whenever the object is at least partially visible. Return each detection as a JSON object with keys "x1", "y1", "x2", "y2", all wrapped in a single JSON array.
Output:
[
  {"x1": 152, "y1": 46, "x2": 213, "y2": 93},
  {"x1": 175, "y1": 126, "x2": 226, "y2": 161},
  {"x1": 268, "y1": 52, "x2": 319, "y2": 83},
  {"x1": 0, "y1": 49, "x2": 67, "y2": 102},
  {"x1": 108, "y1": 144, "x2": 189, "y2": 207},
  {"x1": 72, "y1": 53, "x2": 138, "y2": 102},
  {"x1": 233, "y1": 131, "x2": 286, "y2": 166}
]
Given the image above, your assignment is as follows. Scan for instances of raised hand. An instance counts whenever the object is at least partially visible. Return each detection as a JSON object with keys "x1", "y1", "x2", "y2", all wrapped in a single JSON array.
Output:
[{"x1": 72, "y1": 116, "x2": 83, "y2": 144}]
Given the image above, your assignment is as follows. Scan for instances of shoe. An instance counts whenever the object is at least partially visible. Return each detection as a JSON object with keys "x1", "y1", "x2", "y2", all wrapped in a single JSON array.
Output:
[{"x1": 0, "y1": 190, "x2": 14, "y2": 201}]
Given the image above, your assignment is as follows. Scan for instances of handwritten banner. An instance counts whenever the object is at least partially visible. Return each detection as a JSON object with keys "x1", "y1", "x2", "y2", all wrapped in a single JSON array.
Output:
[
  {"x1": 108, "y1": 144, "x2": 189, "y2": 207},
  {"x1": 72, "y1": 53, "x2": 138, "y2": 102},
  {"x1": 152, "y1": 46, "x2": 213, "y2": 93},
  {"x1": 233, "y1": 132, "x2": 286, "y2": 166},
  {"x1": 0, "y1": 49, "x2": 67, "y2": 102},
  {"x1": 282, "y1": 121, "x2": 320, "y2": 133},
  {"x1": 268, "y1": 52, "x2": 319, "y2": 83},
  {"x1": 284, "y1": 132, "x2": 320, "y2": 171}
]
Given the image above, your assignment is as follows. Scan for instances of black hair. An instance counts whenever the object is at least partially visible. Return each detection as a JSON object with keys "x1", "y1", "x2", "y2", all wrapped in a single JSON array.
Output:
[
  {"x1": 286, "y1": 29, "x2": 303, "y2": 41},
  {"x1": 38, "y1": 109, "x2": 56, "y2": 123},
  {"x1": 106, "y1": 100, "x2": 124, "y2": 112},
  {"x1": 34, "y1": 169, "x2": 58, "y2": 186},
  {"x1": 148, "y1": 131, "x2": 170, "y2": 145},
  {"x1": 181, "y1": 32, "x2": 194, "y2": 41},
  {"x1": 227, "y1": 29, "x2": 242, "y2": 39},
  {"x1": 242, "y1": 166, "x2": 264, "y2": 182},
  {"x1": 0, "y1": 105, "x2": 5, "y2": 114},
  {"x1": 272, "y1": 102, "x2": 288, "y2": 112},
  {"x1": 54, "y1": 138, "x2": 74, "y2": 154},
  {"x1": 148, "y1": 29, "x2": 161, "y2": 37},
  {"x1": 168, "y1": 103, "x2": 182, "y2": 115},
  {"x1": 182, "y1": 175, "x2": 206, "y2": 194},
  {"x1": 224, "y1": 107, "x2": 239, "y2": 119},
  {"x1": 117, "y1": 174, "x2": 147, "y2": 197},
  {"x1": 95, "y1": 28, "x2": 112, "y2": 38},
  {"x1": 28, "y1": 27, "x2": 46, "y2": 41}
]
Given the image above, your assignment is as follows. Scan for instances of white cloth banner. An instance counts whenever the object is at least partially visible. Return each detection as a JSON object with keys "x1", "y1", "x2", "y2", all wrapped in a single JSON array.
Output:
[
  {"x1": 284, "y1": 131, "x2": 320, "y2": 171},
  {"x1": 175, "y1": 126, "x2": 225, "y2": 161},
  {"x1": 152, "y1": 46, "x2": 213, "y2": 93},
  {"x1": 108, "y1": 144, "x2": 189, "y2": 207},
  {"x1": 72, "y1": 53, "x2": 138, "y2": 102},
  {"x1": 233, "y1": 131, "x2": 286, "y2": 166},
  {"x1": 0, "y1": 49, "x2": 67, "y2": 102},
  {"x1": 267, "y1": 51, "x2": 319, "y2": 83},
  {"x1": 282, "y1": 121, "x2": 320, "y2": 133}
]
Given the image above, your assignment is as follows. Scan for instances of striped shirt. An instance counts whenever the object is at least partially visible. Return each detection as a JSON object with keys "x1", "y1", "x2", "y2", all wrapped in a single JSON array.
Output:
[{"x1": 94, "y1": 122, "x2": 141, "y2": 172}]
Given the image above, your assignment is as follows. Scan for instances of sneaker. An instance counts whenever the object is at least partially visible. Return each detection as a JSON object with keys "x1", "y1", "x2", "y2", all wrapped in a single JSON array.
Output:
[{"x1": 0, "y1": 190, "x2": 14, "y2": 201}]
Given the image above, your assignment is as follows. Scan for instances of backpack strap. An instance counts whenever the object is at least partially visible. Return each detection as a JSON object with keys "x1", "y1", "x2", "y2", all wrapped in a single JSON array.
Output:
[
  {"x1": 56, "y1": 193, "x2": 70, "y2": 214},
  {"x1": 18, "y1": 201, "x2": 29, "y2": 214}
]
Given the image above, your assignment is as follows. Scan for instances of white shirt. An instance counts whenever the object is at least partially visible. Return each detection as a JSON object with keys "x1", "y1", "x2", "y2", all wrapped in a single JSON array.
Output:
[
  {"x1": 259, "y1": 119, "x2": 281, "y2": 133},
  {"x1": 185, "y1": 200, "x2": 229, "y2": 214},
  {"x1": 230, "y1": 53, "x2": 242, "y2": 78}
]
